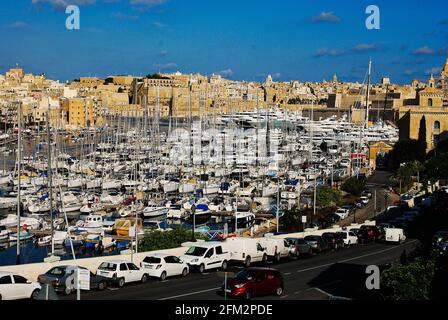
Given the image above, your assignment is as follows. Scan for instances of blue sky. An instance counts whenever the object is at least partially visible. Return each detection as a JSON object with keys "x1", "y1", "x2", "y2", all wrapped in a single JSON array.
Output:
[{"x1": 1, "y1": 0, "x2": 447, "y2": 83}]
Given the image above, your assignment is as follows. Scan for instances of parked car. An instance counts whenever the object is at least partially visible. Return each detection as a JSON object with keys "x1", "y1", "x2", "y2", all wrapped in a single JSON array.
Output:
[
  {"x1": 322, "y1": 232, "x2": 345, "y2": 250},
  {"x1": 220, "y1": 268, "x2": 284, "y2": 300},
  {"x1": 334, "y1": 208, "x2": 350, "y2": 220},
  {"x1": 259, "y1": 238, "x2": 290, "y2": 262},
  {"x1": 304, "y1": 235, "x2": 330, "y2": 253},
  {"x1": 140, "y1": 253, "x2": 189, "y2": 281},
  {"x1": 95, "y1": 260, "x2": 149, "y2": 287},
  {"x1": 325, "y1": 213, "x2": 341, "y2": 225},
  {"x1": 335, "y1": 231, "x2": 358, "y2": 246},
  {"x1": 357, "y1": 225, "x2": 380, "y2": 243},
  {"x1": 225, "y1": 237, "x2": 267, "y2": 266},
  {"x1": 360, "y1": 196, "x2": 370, "y2": 205},
  {"x1": 0, "y1": 272, "x2": 41, "y2": 300},
  {"x1": 341, "y1": 204, "x2": 356, "y2": 215},
  {"x1": 38, "y1": 266, "x2": 111, "y2": 295},
  {"x1": 362, "y1": 189, "x2": 372, "y2": 199},
  {"x1": 384, "y1": 228, "x2": 406, "y2": 244},
  {"x1": 285, "y1": 237, "x2": 312, "y2": 257},
  {"x1": 432, "y1": 231, "x2": 448, "y2": 248},
  {"x1": 180, "y1": 242, "x2": 230, "y2": 273}
]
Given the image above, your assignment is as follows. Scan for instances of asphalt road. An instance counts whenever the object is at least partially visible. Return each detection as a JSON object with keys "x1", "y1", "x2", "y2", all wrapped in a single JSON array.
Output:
[
  {"x1": 338, "y1": 170, "x2": 399, "y2": 226},
  {"x1": 59, "y1": 238, "x2": 419, "y2": 301}
]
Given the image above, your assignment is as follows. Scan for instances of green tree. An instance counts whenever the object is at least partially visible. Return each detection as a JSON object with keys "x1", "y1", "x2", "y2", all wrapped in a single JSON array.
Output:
[
  {"x1": 316, "y1": 186, "x2": 341, "y2": 208},
  {"x1": 341, "y1": 177, "x2": 365, "y2": 197},
  {"x1": 417, "y1": 116, "x2": 427, "y2": 161},
  {"x1": 138, "y1": 228, "x2": 207, "y2": 252},
  {"x1": 381, "y1": 257, "x2": 436, "y2": 300}
]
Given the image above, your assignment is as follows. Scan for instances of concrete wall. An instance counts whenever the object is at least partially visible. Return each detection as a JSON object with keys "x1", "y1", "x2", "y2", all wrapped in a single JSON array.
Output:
[{"x1": 0, "y1": 221, "x2": 376, "y2": 281}]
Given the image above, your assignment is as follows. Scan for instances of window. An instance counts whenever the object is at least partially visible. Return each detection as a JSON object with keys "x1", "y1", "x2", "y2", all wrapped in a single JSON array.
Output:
[
  {"x1": 205, "y1": 248, "x2": 214, "y2": 258},
  {"x1": 215, "y1": 246, "x2": 223, "y2": 255},
  {"x1": 164, "y1": 256, "x2": 178, "y2": 264},
  {"x1": 428, "y1": 98, "x2": 433, "y2": 107},
  {"x1": 13, "y1": 275, "x2": 28, "y2": 284},
  {"x1": 0, "y1": 275, "x2": 12, "y2": 284},
  {"x1": 143, "y1": 256, "x2": 161, "y2": 264},
  {"x1": 434, "y1": 121, "x2": 441, "y2": 131},
  {"x1": 127, "y1": 263, "x2": 139, "y2": 271},
  {"x1": 47, "y1": 267, "x2": 66, "y2": 276},
  {"x1": 120, "y1": 263, "x2": 128, "y2": 271}
]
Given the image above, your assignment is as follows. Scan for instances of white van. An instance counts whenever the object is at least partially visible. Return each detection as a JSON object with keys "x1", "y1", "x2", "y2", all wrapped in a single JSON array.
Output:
[
  {"x1": 180, "y1": 242, "x2": 231, "y2": 273},
  {"x1": 224, "y1": 237, "x2": 267, "y2": 267},
  {"x1": 385, "y1": 228, "x2": 406, "y2": 244},
  {"x1": 259, "y1": 238, "x2": 290, "y2": 262}
]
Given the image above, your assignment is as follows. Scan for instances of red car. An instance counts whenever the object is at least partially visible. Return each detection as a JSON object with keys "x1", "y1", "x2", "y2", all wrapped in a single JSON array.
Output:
[
  {"x1": 221, "y1": 268, "x2": 284, "y2": 300},
  {"x1": 357, "y1": 225, "x2": 380, "y2": 243}
]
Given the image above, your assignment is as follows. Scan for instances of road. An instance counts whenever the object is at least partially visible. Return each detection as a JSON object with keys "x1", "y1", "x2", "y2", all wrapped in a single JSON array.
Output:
[
  {"x1": 338, "y1": 170, "x2": 399, "y2": 226},
  {"x1": 59, "y1": 238, "x2": 418, "y2": 301}
]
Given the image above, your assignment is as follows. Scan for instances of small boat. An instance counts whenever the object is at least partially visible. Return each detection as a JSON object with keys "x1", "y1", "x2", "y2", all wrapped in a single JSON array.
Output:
[
  {"x1": 84, "y1": 234, "x2": 101, "y2": 250},
  {"x1": 142, "y1": 205, "x2": 168, "y2": 219},
  {"x1": 64, "y1": 234, "x2": 84, "y2": 248},
  {"x1": 9, "y1": 231, "x2": 33, "y2": 242},
  {"x1": 113, "y1": 218, "x2": 143, "y2": 237}
]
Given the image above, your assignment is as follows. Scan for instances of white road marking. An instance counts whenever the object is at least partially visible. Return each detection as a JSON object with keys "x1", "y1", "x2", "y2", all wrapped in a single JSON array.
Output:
[
  {"x1": 158, "y1": 287, "x2": 221, "y2": 300},
  {"x1": 284, "y1": 272, "x2": 292, "y2": 275},
  {"x1": 297, "y1": 240, "x2": 417, "y2": 274},
  {"x1": 158, "y1": 241, "x2": 418, "y2": 301}
]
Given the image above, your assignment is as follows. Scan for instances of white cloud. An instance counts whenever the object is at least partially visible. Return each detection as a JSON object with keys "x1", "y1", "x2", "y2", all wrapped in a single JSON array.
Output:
[
  {"x1": 312, "y1": 12, "x2": 341, "y2": 23},
  {"x1": 353, "y1": 43, "x2": 378, "y2": 52},
  {"x1": 216, "y1": 69, "x2": 234, "y2": 78},
  {"x1": 314, "y1": 48, "x2": 346, "y2": 57},
  {"x1": 154, "y1": 62, "x2": 177, "y2": 71},
  {"x1": 32, "y1": 0, "x2": 96, "y2": 11},
  {"x1": 9, "y1": 21, "x2": 28, "y2": 29},
  {"x1": 412, "y1": 46, "x2": 435, "y2": 55}
]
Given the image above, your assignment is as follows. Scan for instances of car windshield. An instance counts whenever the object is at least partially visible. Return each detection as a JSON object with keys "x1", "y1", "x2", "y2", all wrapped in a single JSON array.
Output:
[
  {"x1": 185, "y1": 246, "x2": 208, "y2": 257},
  {"x1": 98, "y1": 262, "x2": 117, "y2": 271},
  {"x1": 143, "y1": 256, "x2": 161, "y2": 264},
  {"x1": 235, "y1": 270, "x2": 255, "y2": 281}
]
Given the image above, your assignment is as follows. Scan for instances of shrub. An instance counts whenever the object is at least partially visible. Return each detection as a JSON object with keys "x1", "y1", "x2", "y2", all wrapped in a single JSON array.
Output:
[
  {"x1": 341, "y1": 177, "x2": 365, "y2": 196},
  {"x1": 138, "y1": 228, "x2": 207, "y2": 252}
]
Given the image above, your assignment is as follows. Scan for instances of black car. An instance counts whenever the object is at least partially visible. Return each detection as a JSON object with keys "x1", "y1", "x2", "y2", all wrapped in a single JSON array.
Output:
[
  {"x1": 325, "y1": 213, "x2": 341, "y2": 224},
  {"x1": 37, "y1": 266, "x2": 111, "y2": 295},
  {"x1": 321, "y1": 232, "x2": 345, "y2": 250},
  {"x1": 304, "y1": 235, "x2": 330, "y2": 253},
  {"x1": 285, "y1": 237, "x2": 312, "y2": 257}
]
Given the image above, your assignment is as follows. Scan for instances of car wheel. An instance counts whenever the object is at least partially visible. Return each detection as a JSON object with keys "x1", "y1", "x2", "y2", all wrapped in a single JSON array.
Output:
[
  {"x1": 244, "y1": 289, "x2": 253, "y2": 300},
  {"x1": 31, "y1": 289, "x2": 40, "y2": 300},
  {"x1": 141, "y1": 274, "x2": 148, "y2": 283},
  {"x1": 275, "y1": 286, "x2": 284, "y2": 296},
  {"x1": 118, "y1": 278, "x2": 125, "y2": 287},
  {"x1": 160, "y1": 271, "x2": 167, "y2": 281},
  {"x1": 262, "y1": 254, "x2": 267, "y2": 263},
  {"x1": 221, "y1": 260, "x2": 228, "y2": 271},
  {"x1": 182, "y1": 268, "x2": 188, "y2": 277},
  {"x1": 64, "y1": 286, "x2": 73, "y2": 296},
  {"x1": 244, "y1": 256, "x2": 251, "y2": 267},
  {"x1": 274, "y1": 253, "x2": 281, "y2": 262},
  {"x1": 98, "y1": 281, "x2": 106, "y2": 291},
  {"x1": 198, "y1": 264, "x2": 205, "y2": 274}
]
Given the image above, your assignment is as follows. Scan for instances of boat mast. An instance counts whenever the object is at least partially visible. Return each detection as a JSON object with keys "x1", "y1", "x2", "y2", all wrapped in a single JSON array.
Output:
[
  {"x1": 46, "y1": 111, "x2": 55, "y2": 257},
  {"x1": 16, "y1": 101, "x2": 22, "y2": 265}
]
